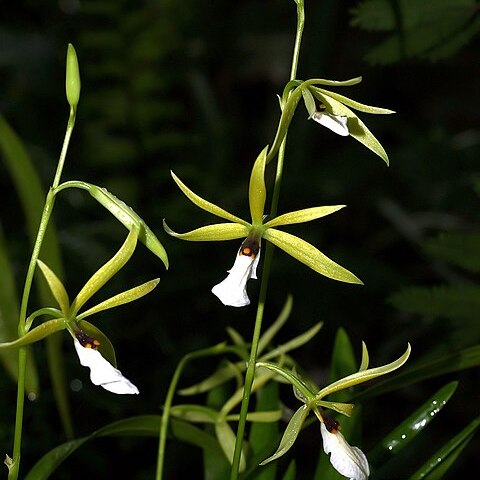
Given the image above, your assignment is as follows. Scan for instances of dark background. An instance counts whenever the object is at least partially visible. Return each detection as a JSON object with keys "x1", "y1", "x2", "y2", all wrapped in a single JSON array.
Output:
[{"x1": 1, "y1": 0, "x2": 479, "y2": 478}]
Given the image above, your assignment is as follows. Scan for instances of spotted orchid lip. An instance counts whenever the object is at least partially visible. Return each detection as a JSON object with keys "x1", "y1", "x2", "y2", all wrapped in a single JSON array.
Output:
[{"x1": 75, "y1": 330, "x2": 101, "y2": 350}]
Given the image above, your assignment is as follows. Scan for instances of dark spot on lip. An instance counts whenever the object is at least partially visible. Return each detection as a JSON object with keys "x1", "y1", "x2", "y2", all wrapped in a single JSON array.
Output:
[
  {"x1": 75, "y1": 330, "x2": 101, "y2": 350},
  {"x1": 323, "y1": 414, "x2": 340, "y2": 434},
  {"x1": 240, "y1": 238, "x2": 260, "y2": 257}
]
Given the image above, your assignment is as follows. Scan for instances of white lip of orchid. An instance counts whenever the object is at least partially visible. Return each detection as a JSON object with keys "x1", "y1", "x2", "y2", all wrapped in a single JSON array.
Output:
[
  {"x1": 211, "y1": 243, "x2": 261, "y2": 307},
  {"x1": 73, "y1": 339, "x2": 139, "y2": 395},
  {"x1": 320, "y1": 422, "x2": 370, "y2": 480},
  {"x1": 311, "y1": 111, "x2": 349, "y2": 136}
]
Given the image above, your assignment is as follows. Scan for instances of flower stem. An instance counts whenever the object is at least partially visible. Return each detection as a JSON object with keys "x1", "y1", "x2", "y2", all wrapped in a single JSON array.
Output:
[
  {"x1": 229, "y1": 2, "x2": 305, "y2": 478},
  {"x1": 8, "y1": 108, "x2": 76, "y2": 480}
]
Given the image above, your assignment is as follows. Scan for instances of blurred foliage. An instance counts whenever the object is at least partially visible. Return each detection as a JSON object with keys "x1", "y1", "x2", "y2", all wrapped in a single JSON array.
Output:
[{"x1": 1, "y1": 0, "x2": 479, "y2": 478}]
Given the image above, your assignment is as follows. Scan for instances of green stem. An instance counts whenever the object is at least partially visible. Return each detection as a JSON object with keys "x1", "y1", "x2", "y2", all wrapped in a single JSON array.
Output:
[
  {"x1": 156, "y1": 344, "x2": 237, "y2": 480},
  {"x1": 230, "y1": 2, "x2": 305, "y2": 478},
  {"x1": 9, "y1": 108, "x2": 76, "y2": 480}
]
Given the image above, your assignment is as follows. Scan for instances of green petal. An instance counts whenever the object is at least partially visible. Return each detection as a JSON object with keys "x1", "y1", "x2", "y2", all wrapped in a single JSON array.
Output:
[
  {"x1": 307, "y1": 77, "x2": 363, "y2": 87},
  {"x1": 263, "y1": 228, "x2": 362, "y2": 284},
  {"x1": 163, "y1": 221, "x2": 249, "y2": 242},
  {"x1": 76, "y1": 320, "x2": 117, "y2": 367},
  {"x1": 215, "y1": 421, "x2": 247, "y2": 471},
  {"x1": 315, "y1": 87, "x2": 395, "y2": 114},
  {"x1": 302, "y1": 88, "x2": 317, "y2": 117},
  {"x1": 36, "y1": 260, "x2": 70, "y2": 315},
  {"x1": 77, "y1": 279, "x2": 160, "y2": 319},
  {"x1": 359, "y1": 341, "x2": 369, "y2": 371},
  {"x1": 264, "y1": 205, "x2": 345, "y2": 229},
  {"x1": 260, "y1": 405, "x2": 310, "y2": 465},
  {"x1": 313, "y1": 91, "x2": 390, "y2": 165},
  {"x1": 170, "y1": 404, "x2": 219, "y2": 424},
  {"x1": 314, "y1": 400, "x2": 355, "y2": 417},
  {"x1": 315, "y1": 343, "x2": 411, "y2": 400},
  {"x1": 249, "y1": 146, "x2": 268, "y2": 225},
  {"x1": 0, "y1": 319, "x2": 65, "y2": 350},
  {"x1": 171, "y1": 171, "x2": 249, "y2": 226}
]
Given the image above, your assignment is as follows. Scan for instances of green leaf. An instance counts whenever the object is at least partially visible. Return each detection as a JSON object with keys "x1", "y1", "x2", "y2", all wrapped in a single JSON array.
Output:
[
  {"x1": 24, "y1": 415, "x2": 160, "y2": 480},
  {"x1": 163, "y1": 220, "x2": 249, "y2": 242},
  {"x1": 70, "y1": 228, "x2": 138, "y2": 315},
  {"x1": 170, "y1": 171, "x2": 249, "y2": 226},
  {"x1": 76, "y1": 320, "x2": 117, "y2": 367},
  {"x1": 0, "y1": 319, "x2": 65, "y2": 350},
  {"x1": 263, "y1": 228, "x2": 362, "y2": 284},
  {"x1": 282, "y1": 461, "x2": 296, "y2": 480},
  {"x1": 410, "y1": 415, "x2": 480, "y2": 480},
  {"x1": 36, "y1": 260, "x2": 70, "y2": 315},
  {"x1": 77, "y1": 278, "x2": 159, "y2": 319},
  {"x1": 249, "y1": 146, "x2": 268, "y2": 225},
  {"x1": 264, "y1": 206, "x2": 345, "y2": 229},
  {"x1": 83, "y1": 184, "x2": 169, "y2": 268},
  {"x1": 368, "y1": 382, "x2": 458, "y2": 465},
  {"x1": 329, "y1": 328, "x2": 357, "y2": 385},
  {"x1": 260, "y1": 405, "x2": 310, "y2": 464},
  {"x1": 215, "y1": 421, "x2": 247, "y2": 471}
]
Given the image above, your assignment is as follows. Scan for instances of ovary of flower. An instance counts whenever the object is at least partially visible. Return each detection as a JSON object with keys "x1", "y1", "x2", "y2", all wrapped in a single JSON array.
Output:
[
  {"x1": 320, "y1": 422, "x2": 370, "y2": 480},
  {"x1": 73, "y1": 338, "x2": 139, "y2": 395},
  {"x1": 211, "y1": 241, "x2": 261, "y2": 307},
  {"x1": 311, "y1": 111, "x2": 349, "y2": 136}
]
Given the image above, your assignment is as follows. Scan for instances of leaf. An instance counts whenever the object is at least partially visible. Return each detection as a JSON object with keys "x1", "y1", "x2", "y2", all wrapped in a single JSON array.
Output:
[
  {"x1": 328, "y1": 328, "x2": 357, "y2": 387},
  {"x1": 389, "y1": 285, "x2": 480, "y2": 320},
  {"x1": 410, "y1": 415, "x2": 480, "y2": 480},
  {"x1": 263, "y1": 228, "x2": 362, "y2": 284},
  {"x1": 368, "y1": 382, "x2": 458, "y2": 465},
  {"x1": 24, "y1": 415, "x2": 160, "y2": 480}
]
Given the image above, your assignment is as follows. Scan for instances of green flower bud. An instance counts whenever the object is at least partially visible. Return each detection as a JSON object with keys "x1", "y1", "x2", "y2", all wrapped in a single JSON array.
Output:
[{"x1": 65, "y1": 43, "x2": 81, "y2": 109}]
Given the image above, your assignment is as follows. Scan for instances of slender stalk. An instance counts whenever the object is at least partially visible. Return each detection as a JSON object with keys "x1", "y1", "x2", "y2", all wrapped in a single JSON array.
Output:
[
  {"x1": 230, "y1": 2, "x2": 305, "y2": 478},
  {"x1": 8, "y1": 109, "x2": 76, "y2": 480},
  {"x1": 156, "y1": 345, "x2": 238, "y2": 480}
]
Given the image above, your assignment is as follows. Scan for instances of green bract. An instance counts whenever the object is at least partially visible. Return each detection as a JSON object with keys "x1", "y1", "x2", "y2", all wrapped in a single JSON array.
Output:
[{"x1": 164, "y1": 146, "x2": 361, "y2": 285}]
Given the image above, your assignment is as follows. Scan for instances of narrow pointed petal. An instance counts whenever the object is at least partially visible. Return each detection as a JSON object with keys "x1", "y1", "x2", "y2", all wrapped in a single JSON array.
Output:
[
  {"x1": 73, "y1": 339, "x2": 139, "y2": 394},
  {"x1": 308, "y1": 77, "x2": 363, "y2": 87},
  {"x1": 264, "y1": 206, "x2": 345, "y2": 229},
  {"x1": 36, "y1": 260, "x2": 70, "y2": 314},
  {"x1": 321, "y1": 422, "x2": 370, "y2": 480},
  {"x1": 170, "y1": 171, "x2": 249, "y2": 226},
  {"x1": 311, "y1": 112, "x2": 349, "y2": 136},
  {"x1": 249, "y1": 146, "x2": 268, "y2": 225},
  {"x1": 163, "y1": 220, "x2": 249, "y2": 242},
  {"x1": 211, "y1": 241, "x2": 261, "y2": 307},
  {"x1": 263, "y1": 228, "x2": 362, "y2": 284}
]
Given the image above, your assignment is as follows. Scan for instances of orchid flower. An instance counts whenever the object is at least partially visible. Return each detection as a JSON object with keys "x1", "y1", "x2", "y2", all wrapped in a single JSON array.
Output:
[
  {"x1": 164, "y1": 146, "x2": 362, "y2": 307},
  {"x1": 0, "y1": 229, "x2": 159, "y2": 394},
  {"x1": 257, "y1": 342, "x2": 411, "y2": 479}
]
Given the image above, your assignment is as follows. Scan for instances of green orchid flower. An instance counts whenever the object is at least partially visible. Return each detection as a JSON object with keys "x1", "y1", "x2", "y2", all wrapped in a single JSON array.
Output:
[
  {"x1": 164, "y1": 146, "x2": 362, "y2": 307},
  {"x1": 257, "y1": 342, "x2": 411, "y2": 479}
]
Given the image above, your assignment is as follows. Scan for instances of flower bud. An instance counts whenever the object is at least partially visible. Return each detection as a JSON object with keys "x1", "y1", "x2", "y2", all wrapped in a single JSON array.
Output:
[{"x1": 65, "y1": 43, "x2": 81, "y2": 109}]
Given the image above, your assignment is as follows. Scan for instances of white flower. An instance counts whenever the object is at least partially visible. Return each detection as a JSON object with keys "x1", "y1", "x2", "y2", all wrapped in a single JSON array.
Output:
[
  {"x1": 311, "y1": 111, "x2": 349, "y2": 136},
  {"x1": 320, "y1": 422, "x2": 370, "y2": 480},
  {"x1": 211, "y1": 240, "x2": 260, "y2": 307},
  {"x1": 73, "y1": 338, "x2": 139, "y2": 395}
]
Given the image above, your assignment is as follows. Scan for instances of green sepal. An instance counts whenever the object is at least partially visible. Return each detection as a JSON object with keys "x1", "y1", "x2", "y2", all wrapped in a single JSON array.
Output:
[
  {"x1": 263, "y1": 228, "x2": 362, "y2": 284},
  {"x1": 316, "y1": 344, "x2": 411, "y2": 400},
  {"x1": 85, "y1": 184, "x2": 168, "y2": 268},
  {"x1": 264, "y1": 205, "x2": 345, "y2": 229},
  {"x1": 314, "y1": 87, "x2": 395, "y2": 115},
  {"x1": 70, "y1": 228, "x2": 138, "y2": 315},
  {"x1": 359, "y1": 341, "x2": 369, "y2": 371},
  {"x1": 170, "y1": 171, "x2": 249, "y2": 226},
  {"x1": 260, "y1": 404, "x2": 310, "y2": 465},
  {"x1": 65, "y1": 44, "x2": 81, "y2": 109},
  {"x1": 307, "y1": 77, "x2": 363, "y2": 87},
  {"x1": 227, "y1": 410, "x2": 283, "y2": 423},
  {"x1": 170, "y1": 404, "x2": 219, "y2": 423},
  {"x1": 77, "y1": 278, "x2": 160, "y2": 320},
  {"x1": 0, "y1": 319, "x2": 65, "y2": 350},
  {"x1": 76, "y1": 319, "x2": 117, "y2": 367},
  {"x1": 37, "y1": 260, "x2": 70, "y2": 315},
  {"x1": 249, "y1": 146, "x2": 268, "y2": 225},
  {"x1": 312, "y1": 90, "x2": 390, "y2": 164},
  {"x1": 163, "y1": 220, "x2": 249, "y2": 242},
  {"x1": 215, "y1": 421, "x2": 247, "y2": 471}
]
